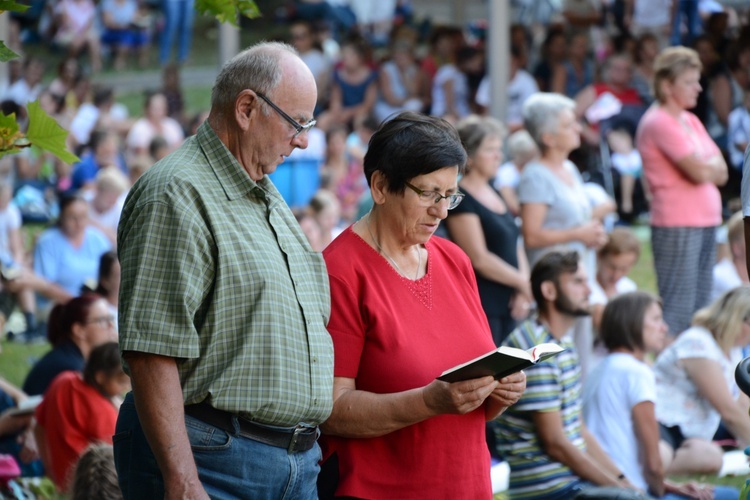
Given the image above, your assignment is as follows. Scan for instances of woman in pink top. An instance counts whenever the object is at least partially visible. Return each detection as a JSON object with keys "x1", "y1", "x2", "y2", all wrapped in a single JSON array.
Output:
[{"x1": 636, "y1": 47, "x2": 728, "y2": 336}]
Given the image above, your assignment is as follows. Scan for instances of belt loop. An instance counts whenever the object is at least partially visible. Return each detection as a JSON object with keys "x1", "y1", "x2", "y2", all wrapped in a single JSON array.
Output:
[
  {"x1": 287, "y1": 427, "x2": 302, "y2": 454},
  {"x1": 230, "y1": 415, "x2": 241, "y2": 436}
]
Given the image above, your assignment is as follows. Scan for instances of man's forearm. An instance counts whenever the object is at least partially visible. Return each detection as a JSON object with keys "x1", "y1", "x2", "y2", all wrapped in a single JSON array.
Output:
[{"x1": 124, "y1": 352, "x2": 208, "y2": 499}]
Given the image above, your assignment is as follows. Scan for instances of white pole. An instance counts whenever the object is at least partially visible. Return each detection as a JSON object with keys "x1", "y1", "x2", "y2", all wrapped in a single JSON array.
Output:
[
  {"x1": 218, "y1": 19, "x2": 240, "y2": 67},
  {"x1": 487, "y1": 0, "x2": 509, "y2": 123}
]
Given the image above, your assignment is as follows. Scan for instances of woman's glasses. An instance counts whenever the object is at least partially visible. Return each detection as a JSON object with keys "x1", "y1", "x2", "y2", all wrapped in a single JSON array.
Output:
[{"x1": 404, "y1": 181, "x2": 464, "y2": 210}]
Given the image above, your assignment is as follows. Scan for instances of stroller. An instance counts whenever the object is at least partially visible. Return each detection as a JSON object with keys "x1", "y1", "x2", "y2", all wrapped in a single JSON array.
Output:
[{"x1": 736, "y1": 357, "x2": 750, "y2": 499}]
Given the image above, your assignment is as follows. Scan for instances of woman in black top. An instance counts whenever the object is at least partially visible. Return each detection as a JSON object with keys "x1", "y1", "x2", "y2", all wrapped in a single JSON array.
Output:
[{"x1": 446, "y1": 116, "x2": 532, "y2": 346}]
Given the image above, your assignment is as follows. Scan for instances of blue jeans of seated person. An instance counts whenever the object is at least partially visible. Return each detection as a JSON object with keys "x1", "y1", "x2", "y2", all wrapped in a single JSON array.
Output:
[
  {"x1": 113, "y1": 392, "x2": 322, "y2": 500},
  {"x1": 660, "y1": 486, "x2": 739, "y2": 500}
]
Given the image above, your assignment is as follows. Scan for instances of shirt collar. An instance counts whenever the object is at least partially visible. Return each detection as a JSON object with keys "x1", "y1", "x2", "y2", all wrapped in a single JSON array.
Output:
[{"x1": 196, "y1": 121, "x2": 280, "y2": 202}]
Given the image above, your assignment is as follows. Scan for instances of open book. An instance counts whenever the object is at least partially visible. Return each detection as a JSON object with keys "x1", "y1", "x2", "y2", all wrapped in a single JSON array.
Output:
[
  {"x1": 1, "y1": 395, "x2": 42, "y2": 418},
  {"x1": 437, "y1": 343, "x2": 565, "y2": 383}
]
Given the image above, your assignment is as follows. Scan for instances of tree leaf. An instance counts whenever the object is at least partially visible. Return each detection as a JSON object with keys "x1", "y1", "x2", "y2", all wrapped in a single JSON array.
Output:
[
  {"x1": 25, "y1": 101, "x2": 80, "y2": 165},
  {"x1": 195, "y1": 0, "x2": 261, "y2": 25},
  {"x1": 0, "y1": 41, "x2": 20, "y2": 63},
  {"x1": 0, "y1": 0, "x2": 30, "y2": 13},
  {"x1": 0, "y1": 111, "x2": 24, "y2": 155}
]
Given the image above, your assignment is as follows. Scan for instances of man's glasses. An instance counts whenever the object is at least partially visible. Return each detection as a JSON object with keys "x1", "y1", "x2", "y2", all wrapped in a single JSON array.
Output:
[
  {"x1": 404, "y1": 181, "x2": 464, "y2": 210},
  {"x1": 255, "y1": 92, "x2": 316, "y2": 138}
]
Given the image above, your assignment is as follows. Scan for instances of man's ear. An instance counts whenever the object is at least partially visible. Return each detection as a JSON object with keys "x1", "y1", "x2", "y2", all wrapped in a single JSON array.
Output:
[
  {"x1": 540, "y1": 280, "x2": 557, "y2": 303},
  {"x1": 234, "y1": 90, "x2": 257, "y2": 131}
]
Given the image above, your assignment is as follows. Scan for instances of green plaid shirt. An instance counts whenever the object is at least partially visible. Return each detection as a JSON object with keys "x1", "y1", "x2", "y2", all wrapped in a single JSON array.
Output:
[{"x1": 117, "y1": 122, "x2": 333, "y2": 426}]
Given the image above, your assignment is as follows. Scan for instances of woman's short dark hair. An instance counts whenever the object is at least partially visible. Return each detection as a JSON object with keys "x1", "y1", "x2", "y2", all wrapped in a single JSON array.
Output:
[
  {"x1": 82, "y1": 342, "x2": 123, "y2": 388},
  {"x1": 47, "y1": 294, "x2": 101, "y2": 346},
  {"x1": 530, "y1": 251, "x2": 579, "y2": 314},
  {"x1": 363, "y1": 111, "x2": 467, "y2": 193},
  {"x1": 58, "y1": 191, "x2": 88, "y2": 219},
  {"x1": 600, "y1": 291, "x2": 661, "y2": 352}
]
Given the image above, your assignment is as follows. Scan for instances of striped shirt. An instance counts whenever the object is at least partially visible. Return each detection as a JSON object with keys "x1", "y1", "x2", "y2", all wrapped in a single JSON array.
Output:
[
  {"x1": 495, "y1": 318, "x2": 584, "y2": 499},
  {"x1": 118, "y1": 122, "x2": 334, "y2": 427}
]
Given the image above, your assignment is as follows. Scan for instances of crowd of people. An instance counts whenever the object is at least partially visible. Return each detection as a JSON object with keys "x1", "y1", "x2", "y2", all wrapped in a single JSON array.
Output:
[{"x1": 0, "y1": 0, "x2": 749, "y2": 498}]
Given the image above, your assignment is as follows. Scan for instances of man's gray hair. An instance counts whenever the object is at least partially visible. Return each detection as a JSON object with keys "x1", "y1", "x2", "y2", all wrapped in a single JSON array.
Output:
[
  {"x1": 210, "y1": 42, "x2": 298, "y2": 117},
  {"x1": 522, "y1": 92, "x2": 575, "y2": 151}
]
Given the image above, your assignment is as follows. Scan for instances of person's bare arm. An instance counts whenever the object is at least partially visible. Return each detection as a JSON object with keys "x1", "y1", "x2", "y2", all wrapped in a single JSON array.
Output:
[
  {"x1": 445, "y1": 213, "x2": 530, "y2": 296},
  {"x1": 499, "y1": 186, "x2": 520, "y2": 215},
  {"x1": 124, "y1": 351, "x2": 210, "y2": 500},
  {"x1": 562, "y1": 8, "x2": 602, "y2": 27},
  {"x1": 32, "y1": 422, "x2": 51, "y2": 476},
  {"x1": 321, "y1": 375, "x2": 499, "y2": 439},
  {"x1": 674, "y1": 153, "x2": 728, "y2": 186},
  {"x1": 581, "y1": 423, "x2": 631, "y2": 480},
  {"x1": 631, "y1": 401, "x2": 665, "y2": 496},
  {"x1": 532, "y1": 410, "x2": 624, "y2": 486},
  {"x1": 4, "y1": 270, "x2": 73, "y2": 304},
  {"x1": 521, "y1": 202, "x2": 605, "y2": 249},
  {"x1": 356, "y1": 79, "x2": 378, "y2": 117},
  {"x1": 7, "y1": 227, "x2": 25, "y2": 267},
  {"x1": 0, "y1": 378, "x2": 26, "y2": 404},
  {"x1": 379, "y1": 69, "x2": 403, "y2": 106},
  {"x1": 550, "y1": 64, "x2": 567, "y2": 95},
  {"x1": 709, "y1": 75, "x2": 732, "y2": 128},
  {"x1": 442, "y1": 78, "x2": 457, "y2": 118},
  {"x1": 683, "y1": 357, "x2": 750, "y2": 446},
  {"x1": 574, "y1": 86, "x2": 596, "y2": 119}
]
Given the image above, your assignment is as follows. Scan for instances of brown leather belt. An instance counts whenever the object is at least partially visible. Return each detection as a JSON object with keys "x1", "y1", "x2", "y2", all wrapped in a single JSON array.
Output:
[{"x1": 184, "y1": 402, "x2": 318, "y2": 454}]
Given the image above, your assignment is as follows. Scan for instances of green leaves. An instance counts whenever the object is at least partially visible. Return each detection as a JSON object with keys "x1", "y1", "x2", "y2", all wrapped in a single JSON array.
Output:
[
  {"x1": 196, "y1": 0, "x2": 261, "y2": 25},
  {"x1": 0, "y1": 1, "x2": 30, "y2": 13},
  {"x1": 0, "y1": 111, "x2": 24, "y2": 158},
  {"x1": 25, "y1": 101, "x2": 80, "y2": 165},
  {"x1": 0, "y1": 41, "x2": 19, "y2": 62},
  {"x1": 0, "y1": 103, "x2": 79, "y2": 162}
]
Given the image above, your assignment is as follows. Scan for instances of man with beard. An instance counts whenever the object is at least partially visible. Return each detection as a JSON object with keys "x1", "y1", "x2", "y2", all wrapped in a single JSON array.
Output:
[{"x1": 495, "y1": 251, "x2": 641, "y2": 499}]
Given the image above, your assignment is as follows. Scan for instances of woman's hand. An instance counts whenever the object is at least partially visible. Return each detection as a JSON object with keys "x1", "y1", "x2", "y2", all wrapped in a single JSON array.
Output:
[
  {"x1": 490, "y1": 371, "x2": 526, "y2": 407},
  {"x1": 668, "y1": 481, "x2": 713, "y2": 500},
  {"x1": 577, "y1": 220, "x2": 607, "y2": 249},
  {"x1": 422, "y1": 376, "x2": 498, "y2": 416},
  {"x1": 18, "y1": 426, "x2": 39, "y2": 463},
  {"x1": 510, "y1": 293, "x2": 533, "y2": 321}
]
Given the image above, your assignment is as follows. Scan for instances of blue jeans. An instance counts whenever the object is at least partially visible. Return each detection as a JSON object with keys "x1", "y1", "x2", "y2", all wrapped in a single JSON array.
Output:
[
  {"x1": 160, "y1": 0, "x2": 194, "y2": 63},
  {"x1": 670, "y1": 0, "x2": 700, "y2": 46},
  {"x1": 661, "y1": 486, "x2": 739, "y2": 499},
  {"x1": 113, "y1": 393, "x2": 322, "y2": 499}
]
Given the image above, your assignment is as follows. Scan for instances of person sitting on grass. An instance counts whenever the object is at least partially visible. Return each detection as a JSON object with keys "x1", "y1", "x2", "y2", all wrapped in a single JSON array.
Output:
[
  {"x1": 654, "y1": 286, "x2": 750, "y2": 476},
  {"x1": 712, "y1": 212, "x2": 748, "y2": 301},
  {"x1": 22, "y1": 294, "x2": 117, "y2": 396},
  {"x1": 584, "y1": 291, "x2": 739, "y2": 499},
  {"x1": 34, "y1": 342, "x2": 130, "y2": 492},
  {"x1": 495, "y1": 251, "x2": 642, "y2": 499}
]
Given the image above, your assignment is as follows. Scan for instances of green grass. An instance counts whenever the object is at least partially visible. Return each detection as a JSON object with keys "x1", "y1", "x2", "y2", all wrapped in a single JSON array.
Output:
[
  {"x1": 0, "y1": 339, "x2": 49, "y2": 387},
  {"x1": 628, "y1": 224, "x2": 657, "y2": 294}
]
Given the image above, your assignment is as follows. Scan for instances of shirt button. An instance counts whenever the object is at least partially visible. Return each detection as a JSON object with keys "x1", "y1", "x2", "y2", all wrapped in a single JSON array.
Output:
[{"x1": 312, "y1": 357, "x2": 317, "y2": 363}]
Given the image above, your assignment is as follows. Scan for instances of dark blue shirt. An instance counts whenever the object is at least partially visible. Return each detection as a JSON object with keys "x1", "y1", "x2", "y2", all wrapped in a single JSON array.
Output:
[{"x1": 22, "y1": 340, "x2": 84, "y2": 396}]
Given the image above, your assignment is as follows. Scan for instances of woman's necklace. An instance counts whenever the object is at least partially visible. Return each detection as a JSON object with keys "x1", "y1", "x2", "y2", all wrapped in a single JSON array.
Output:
[{"x1": 366, "y1": 213, "x2": 421, "y2": 280}]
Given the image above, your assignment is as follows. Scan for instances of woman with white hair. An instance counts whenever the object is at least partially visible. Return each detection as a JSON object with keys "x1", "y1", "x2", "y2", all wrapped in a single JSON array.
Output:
[
  {"x1": 518, "y1": 92, "x2": 607, "y2": 273},
  {"x1": 493, "y1": 129, "x2": 538, "y2": 216},
  {"x1": 88, "y1": 166, "x2": 131, "y2": 246}
]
